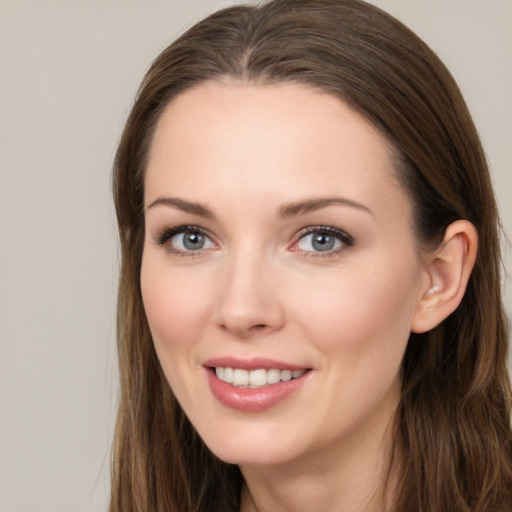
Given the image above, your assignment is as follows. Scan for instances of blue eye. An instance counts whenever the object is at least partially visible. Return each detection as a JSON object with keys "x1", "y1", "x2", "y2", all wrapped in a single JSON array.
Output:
[
  {"x1": 295, "y1": 227, "x2": 352, "y2": 254},
  {"x1": 157, "y1": 226, "x2": 215, "y2": 253}
]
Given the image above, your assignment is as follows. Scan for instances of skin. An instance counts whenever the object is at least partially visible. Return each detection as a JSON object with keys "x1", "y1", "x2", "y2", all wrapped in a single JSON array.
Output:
[{"x1": 140, "y1": 82, "x2": 439, "y2": 511}]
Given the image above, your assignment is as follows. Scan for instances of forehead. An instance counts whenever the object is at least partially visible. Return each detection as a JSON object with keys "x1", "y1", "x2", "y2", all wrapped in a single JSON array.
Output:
[
  {"x1": 149, "y1": 81, "x2": 393, "y2": 166},
  {"x1": 145, "y1": 81, "x2": 410, "y2": 221}
]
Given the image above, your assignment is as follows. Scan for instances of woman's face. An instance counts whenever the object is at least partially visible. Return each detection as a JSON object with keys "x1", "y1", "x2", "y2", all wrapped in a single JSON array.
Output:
[{"x1": 141, "y1": 82, "x2": 430, "y2": 467}]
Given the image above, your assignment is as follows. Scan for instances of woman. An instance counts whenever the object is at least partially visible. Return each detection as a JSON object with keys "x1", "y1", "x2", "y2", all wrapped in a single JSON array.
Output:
[{"x1": 110, "y1": 0, "x2": 512, "y2": 510}]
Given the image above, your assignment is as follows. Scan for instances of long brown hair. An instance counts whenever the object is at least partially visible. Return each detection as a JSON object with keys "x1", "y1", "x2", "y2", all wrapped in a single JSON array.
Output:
[{"x1": 110, "y1": 1, "x2": 512, "y2": 510}]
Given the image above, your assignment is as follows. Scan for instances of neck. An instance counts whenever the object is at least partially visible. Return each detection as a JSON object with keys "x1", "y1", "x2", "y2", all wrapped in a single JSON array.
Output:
[{"x1": 239, "y1": 410, "x2": 400, "y2": 512}]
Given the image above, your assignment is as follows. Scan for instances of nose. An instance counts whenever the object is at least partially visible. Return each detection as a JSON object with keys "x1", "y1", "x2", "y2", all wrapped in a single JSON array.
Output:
[{"x1": 214, "y1": 250, "x2": 285, "y2": 339}]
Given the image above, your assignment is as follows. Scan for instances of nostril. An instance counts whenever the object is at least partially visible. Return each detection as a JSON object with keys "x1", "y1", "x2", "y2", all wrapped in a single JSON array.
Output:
[
  {"x1": 218, "y1": 321, "x2": 271, "y2": 338},
  {"x1": 215, "y1": 295, "x2": 285, "y2": 337},
  {"x1": 248, "y1": 323, "x2": 272, "y2": 334}
]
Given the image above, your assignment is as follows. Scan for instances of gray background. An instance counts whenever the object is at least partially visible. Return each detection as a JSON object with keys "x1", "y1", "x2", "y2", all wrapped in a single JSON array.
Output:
[{"x1": 1, "y1": 1, "x2": 510, "y2": 510}]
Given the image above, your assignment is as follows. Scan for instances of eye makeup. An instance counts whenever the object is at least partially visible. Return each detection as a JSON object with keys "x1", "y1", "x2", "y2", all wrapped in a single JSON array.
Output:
[
  {"x1": 154, "y1": 225, "x2": 217, "y2": 257},
  {"x1": 290, "y1": 225, "x2": 354, "y2": 258},
  {"x1": 152, "y1": 222, "x2": 354, "y2": 260}
]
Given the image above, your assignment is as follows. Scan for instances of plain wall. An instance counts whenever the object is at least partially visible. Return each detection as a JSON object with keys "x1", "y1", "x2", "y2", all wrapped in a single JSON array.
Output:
[{"x1": 1, "y1": 1, "x2": 510, "y2": 511}]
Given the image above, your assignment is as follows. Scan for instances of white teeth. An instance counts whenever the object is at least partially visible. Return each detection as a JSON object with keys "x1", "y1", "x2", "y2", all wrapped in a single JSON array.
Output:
[
  {"x1": 280, "y1": 370, "x2": 292, "y2": 381},
  {"x1": 214, "y1": 367, "x2": 306, "y2": 388},
  {"x1": 233, "y1": 369, "x2": 249, "y2": 386},
  {"x1": 249, "y1": 369, "x2": 267, "y2": 387},
  {"x1": 223, "y1": 367, "x2": 234, "y2": 383},
  {"x1": 267, "y1": 368, "x2": 281, "y2": 384}
]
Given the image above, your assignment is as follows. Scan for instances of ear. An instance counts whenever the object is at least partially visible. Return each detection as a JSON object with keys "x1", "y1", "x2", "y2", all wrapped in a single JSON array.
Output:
[{"x1": 411, "y1": 220, "x2": 478, "y2": 333}]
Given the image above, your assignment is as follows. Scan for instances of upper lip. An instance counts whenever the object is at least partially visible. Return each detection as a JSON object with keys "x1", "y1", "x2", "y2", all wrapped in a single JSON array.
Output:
[{"x1": 203, "y1": 356, "x2": 309, "y2": 371}]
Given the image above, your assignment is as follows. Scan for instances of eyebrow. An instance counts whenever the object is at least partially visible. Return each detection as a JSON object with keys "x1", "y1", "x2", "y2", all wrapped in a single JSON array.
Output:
[
  {"x1": 146, "y1": 197, "x2": 214, "y2": 218},
  {"x1": 146, "y1": 195, "x2": 374, "y2": 219},
  {"x1": 278, "y1": 197, "x2": 374, "y2": 218}
]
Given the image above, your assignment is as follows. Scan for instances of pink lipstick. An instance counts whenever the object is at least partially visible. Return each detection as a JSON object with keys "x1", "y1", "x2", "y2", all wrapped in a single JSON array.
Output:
[{"x1": 204, "y1": 357, "x2": 311, "y2": 412}]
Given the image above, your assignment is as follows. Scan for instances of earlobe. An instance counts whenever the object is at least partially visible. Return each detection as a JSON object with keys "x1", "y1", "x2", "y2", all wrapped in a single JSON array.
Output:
[{"x1": 411, "y1": 220, "x2": 478, "y2": 334}]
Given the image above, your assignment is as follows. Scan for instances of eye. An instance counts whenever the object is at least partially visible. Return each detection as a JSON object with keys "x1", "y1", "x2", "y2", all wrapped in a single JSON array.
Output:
[
  {"x1": 293, "y1": 226, "x2": 353, "y2": 255},
  {"x1": 156, "y1": 226, "x2": 216, "y2": 254}
]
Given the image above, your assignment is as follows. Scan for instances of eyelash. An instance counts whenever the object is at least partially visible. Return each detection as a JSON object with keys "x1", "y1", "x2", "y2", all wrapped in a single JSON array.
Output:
[
  {"x1": 291, "y1": 226, "x2": 354, "y2": 258},
  {"x1": 154, "y1": 224, "x2": 354, "y2": 258},
  {"x1": 155, "y1": 225, "x2": 215, "y2": 257}
]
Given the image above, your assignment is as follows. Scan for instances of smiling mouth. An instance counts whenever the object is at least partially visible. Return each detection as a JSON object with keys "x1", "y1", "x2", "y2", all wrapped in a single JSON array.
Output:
[{"x1": 212, "y1": 367, "x2": 307, "y2": 388}]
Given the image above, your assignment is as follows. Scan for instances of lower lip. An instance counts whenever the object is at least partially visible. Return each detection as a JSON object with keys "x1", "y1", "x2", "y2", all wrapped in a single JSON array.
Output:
[{"x1": 206, "y1": 369, "x2": 309, "y2": 412}]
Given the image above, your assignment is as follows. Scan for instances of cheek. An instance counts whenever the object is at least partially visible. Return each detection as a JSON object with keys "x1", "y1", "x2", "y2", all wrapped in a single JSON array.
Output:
[
  {"x1": 290, "y1": 253, "x2": 420, "y2": 358},
  {"x1": 140, "y1": 257, "x2": 213, "y2": 353}
]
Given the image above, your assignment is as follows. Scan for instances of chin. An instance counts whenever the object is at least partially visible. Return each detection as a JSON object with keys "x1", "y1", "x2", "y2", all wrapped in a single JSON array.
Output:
[
  {"x1": 199, "y1": 427, "x2": 299, "y2": 467},
  {"x1": 211, "y1": 447, "x2": 293, "y2": 467}
]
